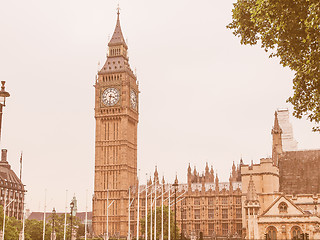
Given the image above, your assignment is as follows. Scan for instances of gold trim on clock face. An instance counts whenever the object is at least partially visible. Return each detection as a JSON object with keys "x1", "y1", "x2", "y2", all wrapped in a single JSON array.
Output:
[
  {"x1": 102, "y1": 87, "x2": 120, "y2": 106},
  {"x1": 130, "y1": 89, "x2": 137, "y2": 109}
]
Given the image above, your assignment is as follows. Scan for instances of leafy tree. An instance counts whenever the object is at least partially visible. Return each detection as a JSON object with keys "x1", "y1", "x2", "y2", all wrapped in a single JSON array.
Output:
[
  {"x1": 24, "y1": 213, "x2": 83, "y2": 240},
  {"x1": 227, "y1": 0, "x2": 320, "y2": 131},
  {"x1": 140, "y1": 205, "x2": 179, "y2": 240},
  {"x1": 0, "y1": 205, "x2": 22, "y2": 240},
  {"x1": 24, "y1": 219, "x2": 51, "y2": 240}
]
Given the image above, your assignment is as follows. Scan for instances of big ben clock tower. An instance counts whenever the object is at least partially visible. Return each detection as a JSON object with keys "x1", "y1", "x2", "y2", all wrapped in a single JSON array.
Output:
[{"x1": 93, "y1": 9, "x2": 139, "y2": 237}]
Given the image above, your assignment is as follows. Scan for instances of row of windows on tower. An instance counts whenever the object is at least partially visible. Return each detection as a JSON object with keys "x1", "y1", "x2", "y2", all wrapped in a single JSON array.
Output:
[
  {"x1": 101, "y1": 74, "x2": 121, "y2": 82},
  {"x1": 181, "y1": 197, "x2": 242, "y2": 206},
  {"x1": 127, "y1": 207, "x2": 242, "y2": 220},
  {"x1": 110, "y1": 48, "x2": 121, "y2": 56}
]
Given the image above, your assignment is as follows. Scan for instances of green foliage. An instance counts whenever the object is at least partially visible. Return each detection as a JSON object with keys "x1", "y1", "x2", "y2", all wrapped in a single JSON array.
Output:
[
  {"x1": 0, "y1": 205, "x2": 22, "y2": 240},
  {"x1": 140, "y1": 205, "x2": 179, "y2": 240},
  {"x1": 24, "y1": 219, "x2": 51, "y2": 240},
  {"x1": 228, "y1": 0, "x2": 320, "y2": 132},
  {"x1": 0, "y1": 206, "x2": 86, "y2": 240}
]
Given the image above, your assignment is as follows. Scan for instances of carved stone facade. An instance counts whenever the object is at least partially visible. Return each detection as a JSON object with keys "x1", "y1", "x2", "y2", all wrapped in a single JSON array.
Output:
[
  {"x1": 242, "y1": 111, "x2": 320, "y2": 239},
  {"x1": 92, "y1": 9, "x2": 320, "y2": 240},
  {"x1": 92, "y1": 10, "x2": 139, "y2": 237},
  {"x1": 0, "y1": 149, "x2": 25, "y2": 220},
  {"x1": 127, "y1": 164, "x2": 242, "y2": 239}
]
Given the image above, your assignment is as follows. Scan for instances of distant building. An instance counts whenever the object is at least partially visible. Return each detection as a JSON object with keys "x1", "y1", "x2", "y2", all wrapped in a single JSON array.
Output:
[
  {"x1": 28, "y1": 211, "x2": 93, "y2": 233},
  {"x1": 126, "y1": 164, "x2": 243, "y2": 239},
  {"x1": 276, "y1": 109, "x2": 298, "y2": 151},
  {"x1": 242, "y1": 111, "x2": 320, "y2": 239},
  {"x1": 0, "y1": 149, "x2": 25, "y2": 220}
]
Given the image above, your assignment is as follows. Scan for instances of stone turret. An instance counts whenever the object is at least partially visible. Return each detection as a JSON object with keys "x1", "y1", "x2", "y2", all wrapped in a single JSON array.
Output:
[
  {"x1": 272, "y1": 111, "x2": 283, "y2": 166},
  {"x1": 244, "y1": 176, "x2": 260, "y2": 239},
  {"x1": 215, "y1": 174, "x2": 219, "y2": 192},
  {"x1": 154, "y1": 166, "x2": 159, "y2": 184}
]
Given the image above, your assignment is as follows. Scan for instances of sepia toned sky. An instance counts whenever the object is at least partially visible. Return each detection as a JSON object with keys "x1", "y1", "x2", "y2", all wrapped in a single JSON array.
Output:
[{"x1": 0, "y1": 0, "x2": 319, "y2": 213}]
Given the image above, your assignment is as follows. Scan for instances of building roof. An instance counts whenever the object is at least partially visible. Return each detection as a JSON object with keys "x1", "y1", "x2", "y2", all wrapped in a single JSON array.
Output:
[
  {"x1": 279, "y1": 149, "x2": 320, "y2": 194},
  {"x1": 98, "y1": 11, "x2": 134, "y2": 77},
  {"x1": 0, "y1": 149, "x2": 24, "y2": 191},
  {"x1": 246, "y1": 175, "x2": 258, "y2": 201},
  {"x1": 108, "y1": 10, "x2": 127, "y2": 49},
  {"x1": 28, "y1": 211, "x2": 92, "y2": 222},
  {"x1": 277, "y1": 109, "x2": 298, "y2": 151}
]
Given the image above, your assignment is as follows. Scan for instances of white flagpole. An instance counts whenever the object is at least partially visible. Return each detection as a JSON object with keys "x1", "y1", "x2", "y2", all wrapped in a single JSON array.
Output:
[
  {"x1": 128, "y1": 187, "x2": 131, "y2": 240},
  {"x1": 63, "y1": 190, "x2": 68, "y2": 240},
  {"x1": 21, "y1": 192, "x2": 26, "y2": 240},
  {"x1": 145, "y1": 175, "x2": 148, "y2": 240},
  {"x1": 168, "y1": 187, "x2": 170, "y2": 240},
  {"x1": 85, "y1": 189, "x2": 88, "y2": 240},
  {"x1": 106, "y1": 189, "x2": 109, "y2": 240},
  {"x1": 154, "y1": 181, "x2": 156, "y2": 240},
  {"x1": 2, "y1": 189, "x2": 7, "y2": 240},
  {"x1": 43, "y1": 189, "x2": 47, "y2": 240},
  {"x1": 137, "y1": 173, "x2": 140, "y2": 240},
  {"x1": 150, "y1": 188, "x2": 152, "y2": 240},
  {"x1": 161, "y1": 184, "x2": 163, "y2": 240}
]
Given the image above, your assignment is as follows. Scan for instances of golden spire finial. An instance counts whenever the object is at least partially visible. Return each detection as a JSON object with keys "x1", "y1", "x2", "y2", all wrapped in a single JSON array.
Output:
[{"x1": 117, "y1": 4, "x2": 121, "y2": 16}]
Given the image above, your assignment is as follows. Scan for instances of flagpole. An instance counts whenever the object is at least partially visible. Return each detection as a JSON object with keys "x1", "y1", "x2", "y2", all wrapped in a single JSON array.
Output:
[
  {"x1": 161, "y1": 183, "x2": 163, "y2": 240},
  {"x1": 2, "y1": 189, "x2": 7, "y2": 240},
  {"x1": 21, "y1": 192, "x2": 26, "y2": 240},
  {"x1": 154, "y1": 181, "x2": 156, "y2": 240},
  {"x1": 63, "y1": 190, "x2": 68, "y2": 240},
  {"x1": 85, "y1": 189, "x2": 88, "y2": 240},
  {"x1": 106, "y1": 189, "x2": 109, "y2": 240},
  {"x1": 150, "y1": 186, "x2": 152, "y2": 240},
  {"x1": 145, "y1": 174, "x2": 148, "y2": 240},
  {"x1": 168, "y1": 187, "x2": 170, "y2": 240},
  {"x1": 19, "y1": 152, "x2": 23, "y2": 181},
  {"x1": 128, "y1": 187, "x2": 131, "y2": 240},
  {"x1": 137, "y1": 171, "x2": 140, "y2": 240},
  {"x1": 43, "y1": 189, "x2": 47, "y2": 240}
]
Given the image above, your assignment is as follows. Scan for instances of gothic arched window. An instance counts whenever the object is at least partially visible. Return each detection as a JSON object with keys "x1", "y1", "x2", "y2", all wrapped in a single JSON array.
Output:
[
  {"x1": 291, "y1": 226, "x2": 302, "y2": 239},
  {"x1": 266, "y1": 226, "x2": 277, "y2": 240},
  {"x1": 279, "y1": 202, "x2": 288, "y2": 213}
]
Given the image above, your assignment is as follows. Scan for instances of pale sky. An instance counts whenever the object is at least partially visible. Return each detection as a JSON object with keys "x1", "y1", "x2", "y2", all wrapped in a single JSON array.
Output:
[{"x1": 0, "y1": 0, "x2": 319, "y2": 213}]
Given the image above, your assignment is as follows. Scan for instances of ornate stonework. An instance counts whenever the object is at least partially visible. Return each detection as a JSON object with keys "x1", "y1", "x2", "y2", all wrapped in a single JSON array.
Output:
[{"x1": 92, "y1": 11, "x2": 139, "y2": 237}]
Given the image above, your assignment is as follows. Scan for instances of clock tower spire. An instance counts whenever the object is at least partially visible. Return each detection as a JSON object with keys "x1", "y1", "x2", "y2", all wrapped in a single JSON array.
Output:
[{"x1": 93, "y1": 10, "x2": 139, "y2": 237}]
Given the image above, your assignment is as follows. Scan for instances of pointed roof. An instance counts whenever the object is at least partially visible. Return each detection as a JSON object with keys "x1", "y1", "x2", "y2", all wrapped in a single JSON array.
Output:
[
  {"x1": 232, "y1": 161, "x2": 236, "y2": 171},
  {"x1": 205, "y1": 162, "x2": 209, "y2": 172},
  {"x1": 174, "y1": 174, "x2": 179, "y2": 185},
  {"x1": 260, "y1": 195, "x2": 305, "y2": 217},
  {"x1": 246, "y1": 175, "x2": 258, "y2": 201},
  {"x1": 0, "y1": 149, "x2": 24, "y2": 188},
  {"x1": 272, "y1": 111, "x2": 282, "y2": 134},
  {"x1": 108, "y1": 10, "x2": 128, "y2": 49},
  {"x1": 188, "y1": 163, "x2": 191, "y2": 173},
  {"x1": 154, "y1": 166, "x2": 159, "y2": 183},
  {"x1": 215, "y1": 173, "x2": 219, "y2": 183}
]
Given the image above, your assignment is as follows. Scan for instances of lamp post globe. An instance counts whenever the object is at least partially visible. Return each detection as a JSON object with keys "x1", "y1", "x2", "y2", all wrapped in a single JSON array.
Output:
[
  {"x1": 172, "y1": 176, "x2": 179, "y2": 240},
  {"x1": 52, "y1": 208, "x2": 56, "y2": 240},
  {"x1": 70, "y1": 202, "x2": 74, "y2": 240},
  {"x1": 0, "y1": 81, "x2": 10, "y2": 143}
]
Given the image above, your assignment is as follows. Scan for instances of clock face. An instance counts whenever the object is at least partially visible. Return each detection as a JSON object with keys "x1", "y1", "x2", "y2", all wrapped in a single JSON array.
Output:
[
  {"x1": 102, "y1": 88, "x2": 120, "y2": 106},
  {"x1": 130, "y1": 90, "x2": 137, "y2": 109}
]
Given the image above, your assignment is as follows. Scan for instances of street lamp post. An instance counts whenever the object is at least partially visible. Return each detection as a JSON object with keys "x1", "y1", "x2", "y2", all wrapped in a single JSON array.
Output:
[
  {"x1": 52, "y1": 208, "x2": 56, "y2": 240},
  {"x1": 181, "y1": 206, "x2": 184, "y2": 240},
  {"x1": 70, "y1": 201, "x2": 75, "y2": 240},
  {"x1": 172, "y1": 177, "x2": 178, "y2": 240},
  {"x1": 0, "y1": 81, "x2": 10, "y2": 143}
]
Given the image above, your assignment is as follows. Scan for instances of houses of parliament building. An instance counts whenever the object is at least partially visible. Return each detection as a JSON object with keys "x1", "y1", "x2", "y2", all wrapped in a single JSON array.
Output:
[
  {"x1": 92, "y1": 10, "x2": 243, "y2": 238},
  {"x1": 92, "y1": 10, "x2": 320, "y2": 240}
]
